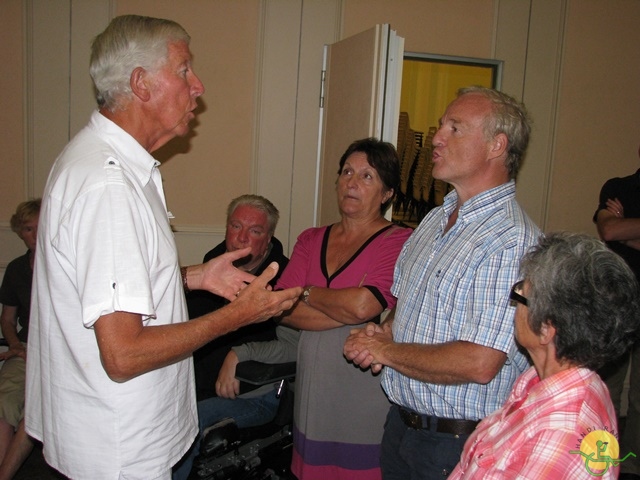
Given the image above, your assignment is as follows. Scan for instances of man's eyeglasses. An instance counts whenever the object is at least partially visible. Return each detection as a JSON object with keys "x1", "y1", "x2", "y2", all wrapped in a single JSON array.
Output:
[{"x1": 509, "y1": 280, "x2": 528, "y2": 307}]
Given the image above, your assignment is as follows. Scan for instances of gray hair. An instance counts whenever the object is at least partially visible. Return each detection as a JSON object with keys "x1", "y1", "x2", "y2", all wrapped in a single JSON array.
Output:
[
  {"x1": 90, "y1": 15, "x2": 190, "y2": 111},
  {"x1": 520, "y1": 232, "x2": 640, "y2": 369},
  {"x1": 10, "y1": 198, "x2": 41, "y2": 234},
  {"x1": 226, "y1": 195, "x2": 280, "y2": 236},
  {"x1": 457, "y1": 86, "x2": 531, "y2": 180}
]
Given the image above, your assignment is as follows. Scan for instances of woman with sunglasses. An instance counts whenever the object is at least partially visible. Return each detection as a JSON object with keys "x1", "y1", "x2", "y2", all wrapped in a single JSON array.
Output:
[{"x1": 450, "y1": 232, "x2": 640, "y2": 479}]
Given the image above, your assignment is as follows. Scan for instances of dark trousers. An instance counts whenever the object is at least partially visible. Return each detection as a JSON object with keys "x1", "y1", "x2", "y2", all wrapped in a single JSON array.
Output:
[{"x1": 381, "y1": 404, "x2": 469, "y2": 480}]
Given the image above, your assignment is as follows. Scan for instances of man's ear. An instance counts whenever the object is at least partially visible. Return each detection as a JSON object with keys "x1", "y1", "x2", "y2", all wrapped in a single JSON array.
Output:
[
  {"x1": 489, "y1": 132, "x2": 509, "y2": 159},
  {"x1": 130, "y1": 67, "x2": 151, "y2": 102}
]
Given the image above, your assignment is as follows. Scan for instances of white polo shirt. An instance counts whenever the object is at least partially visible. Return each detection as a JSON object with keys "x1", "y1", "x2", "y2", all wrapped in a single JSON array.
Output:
[{"x1": 26, "y1": 111, "x2": 197, "y2": 479}]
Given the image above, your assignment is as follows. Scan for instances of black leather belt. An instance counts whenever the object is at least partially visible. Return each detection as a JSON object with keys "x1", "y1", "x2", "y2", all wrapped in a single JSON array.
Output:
[{"x1": 398, "y1": 407, "x2": 478, "y2": 435}]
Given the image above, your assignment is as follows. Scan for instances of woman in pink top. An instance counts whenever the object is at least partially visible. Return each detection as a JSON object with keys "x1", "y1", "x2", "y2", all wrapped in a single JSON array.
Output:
[
  {"x1": 276, "y1": 138, "x2": 412, "y2": 480},
  {"x1": 450, "y1": 232, "x2": 640, "y2": 479}
]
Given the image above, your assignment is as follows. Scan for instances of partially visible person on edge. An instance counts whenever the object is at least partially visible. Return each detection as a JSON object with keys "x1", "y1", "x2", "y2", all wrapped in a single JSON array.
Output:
[
  {"x1": 448, "y1": 232, "x2": 640, "y2": 479},
  {"x1": 344, "y1": 87, "x2": 540, "y2": 479},
  {"x1": 0, "y1": 199, "x2": 40, "y2": 480},
  {"x1": 594, "y1": 147, "x2": 640, "y2": 480},
  {"x1": 276, "y1": 137, "x2": 413, "y2": 479},
  {"x1": 24, "y1": 15, "x2": 301, "y2": 480},
  {"x1": 172, "y1": 324, "x2": 299, "y2": 480},
  {"x1": 187, "y1": 194, "x2": 289, "y2": 402}
]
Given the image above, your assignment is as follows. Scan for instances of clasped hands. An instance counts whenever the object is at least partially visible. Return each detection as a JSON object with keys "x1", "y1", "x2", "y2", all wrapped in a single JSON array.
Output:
[{"x1": 343, "y1": 322, "x2": 392, "y2": 374}]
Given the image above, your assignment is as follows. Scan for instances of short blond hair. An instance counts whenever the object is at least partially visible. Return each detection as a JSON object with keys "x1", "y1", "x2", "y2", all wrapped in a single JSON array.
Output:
[{"x1": 10, "y1": 198, "x2": 41, "y2": 234}]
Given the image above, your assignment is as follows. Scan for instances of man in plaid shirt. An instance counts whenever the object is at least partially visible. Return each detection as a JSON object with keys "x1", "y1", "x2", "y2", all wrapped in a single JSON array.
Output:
[{"x1": 345, "y1": 87, "x2": 540, "y2": 479}]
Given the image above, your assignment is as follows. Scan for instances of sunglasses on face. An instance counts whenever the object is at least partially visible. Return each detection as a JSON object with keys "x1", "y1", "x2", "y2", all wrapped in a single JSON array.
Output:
[{"x1": 509, "y1": 280, "x2": 528, "y2": 307}]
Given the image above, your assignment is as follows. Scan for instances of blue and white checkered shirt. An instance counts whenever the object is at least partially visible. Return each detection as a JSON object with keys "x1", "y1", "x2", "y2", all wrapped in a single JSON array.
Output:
[{"x1": 382, "y1": 181, "x2": 540, "y2": 421}]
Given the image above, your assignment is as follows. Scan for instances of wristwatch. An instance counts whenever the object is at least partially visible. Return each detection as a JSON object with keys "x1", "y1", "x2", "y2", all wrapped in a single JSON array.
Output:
[{"x1": 302, "y1": 285, "x2": 315, "y2": 305}]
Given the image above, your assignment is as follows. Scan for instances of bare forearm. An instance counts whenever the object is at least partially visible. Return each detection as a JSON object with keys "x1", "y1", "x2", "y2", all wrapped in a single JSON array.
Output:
[
  {"x1": 0, "y1": 307, "x2": 21, "y2": 347},
  {"x1": 624, "y1": 238, "x2": 640, "y2": 251},
  {"x1": 281, "y1": 286, "x2": 383, "y2": 330},
  {"x1": 381, "y1": 341, "x2": 504, "y2": 384},
  {"x1": 96, "y1": 302, "x2": 262, "y2": 382},
  {"x1": 278, "y1": 302, "x2": 343, "y2": 331},
  {"x1": 96, "y1": 270, "x2": 302, "y2": 382},
  {"x1": 345, "y1": 311, "x2": 505, "y2": 384},
  {"x1": 596, "y1": 212, "x2": 640, "y2": 242},
  {"x1": 0, "y1": 324, "x2": 20, "y2": 348},
  {"x1": 307, "y1": 286, "x2": 383, "y2": 324}
]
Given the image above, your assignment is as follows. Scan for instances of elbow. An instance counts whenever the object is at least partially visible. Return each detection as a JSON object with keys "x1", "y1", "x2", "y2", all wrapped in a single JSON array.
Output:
[
  {"x1": 103, "y1": 369, "x2": 132, "y2": 383},
  {"x1": 100, "y1": 355, "x2": 136, "y2": 383},
  {"x1": 473, "y1": 368, "x2": 499, "y2": 385},
  {"x1": 350, "y1": 290, "x2": 385, "y2": 324},
  {"x1": 352, "y1": 303, "x2": 381, "y2": 324},
  {"x1": 471, "y1": 355, "x2": 506, "y2": 385},
  {"x1": 599, "y1": 228, "x2": 616, "y2": 242},
  {"x1": 467, "y1": 352, "x2": 505, "y2": 385},
  {"x1": 596, "y1": 219, "x2": 617, "y2": 242}
]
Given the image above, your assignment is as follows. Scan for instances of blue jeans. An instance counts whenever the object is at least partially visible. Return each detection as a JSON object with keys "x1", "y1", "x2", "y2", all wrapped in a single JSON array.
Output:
[
  {"x1": 380, "y1": 405, "x2": 470, "y2": 480},
  {"x1": 172, "y1": 388, "x2": 281, "y2": 480}
]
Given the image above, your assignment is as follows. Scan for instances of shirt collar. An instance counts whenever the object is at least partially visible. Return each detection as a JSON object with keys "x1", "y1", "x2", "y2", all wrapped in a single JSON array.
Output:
[
  {"x1": 512, "y1": 366, "x2": 592, "y2": 405},
  {"x1": 89, "y1": 110, "x2": 159, "y2": 186},
  {"x1": 442, "y1": 180, "x2": 516, "y2": 222}
]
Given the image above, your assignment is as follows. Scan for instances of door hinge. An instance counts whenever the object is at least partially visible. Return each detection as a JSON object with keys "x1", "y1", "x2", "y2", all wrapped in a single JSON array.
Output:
[{"x1": 319, "y1": 69, "x2": 326, "y2": 108}]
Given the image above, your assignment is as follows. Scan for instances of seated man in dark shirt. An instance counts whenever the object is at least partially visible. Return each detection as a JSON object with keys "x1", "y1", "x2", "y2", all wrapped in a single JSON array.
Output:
[{"x1": 187, "y1": 194, "x2": 289, "y2": 401}]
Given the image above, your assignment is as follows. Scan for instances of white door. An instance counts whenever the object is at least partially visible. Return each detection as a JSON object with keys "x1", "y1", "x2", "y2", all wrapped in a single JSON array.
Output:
[{"x1": 314, "y1": 24, "x2": 404, "y2": 226}]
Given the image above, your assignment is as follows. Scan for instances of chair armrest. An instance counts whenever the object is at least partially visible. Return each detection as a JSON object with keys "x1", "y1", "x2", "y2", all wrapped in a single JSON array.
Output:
[{"x1": 235, "y1": 361, "x2": 296, "y2": 386}]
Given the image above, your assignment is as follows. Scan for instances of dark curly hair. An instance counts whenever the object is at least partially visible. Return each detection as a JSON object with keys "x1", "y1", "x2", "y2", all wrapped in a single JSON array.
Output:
[
  {"x1": 519, "y1": 232, "x2": 640, "y2": 370},
  {"x1": 337, "y1": 137, "x2": 400, "y2": 214}
]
